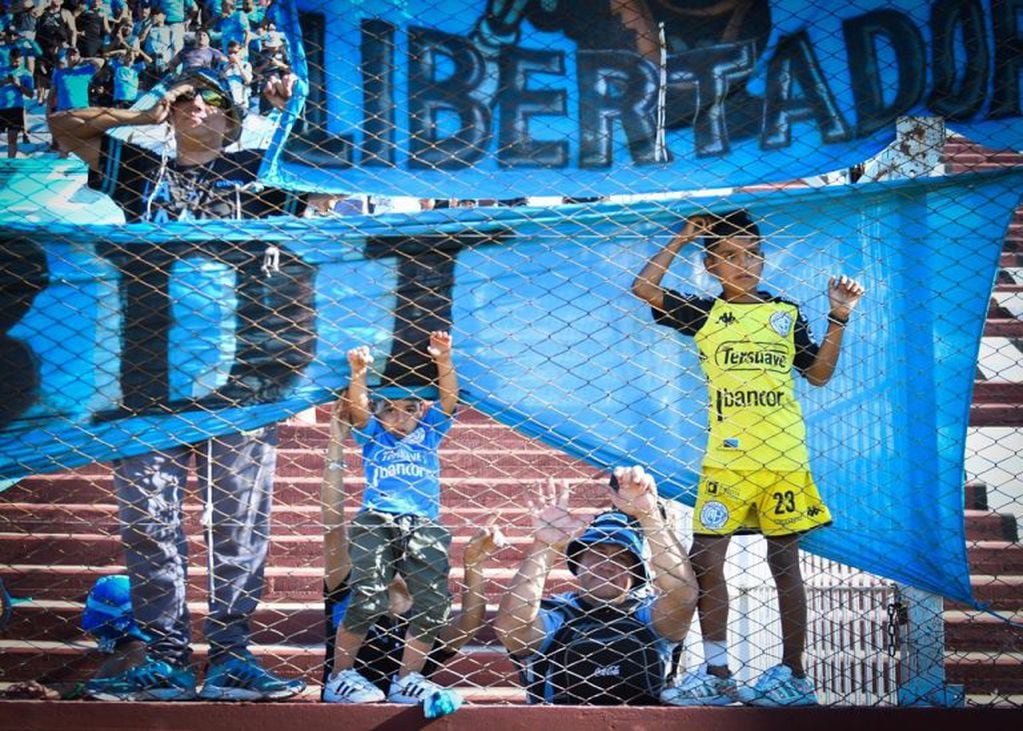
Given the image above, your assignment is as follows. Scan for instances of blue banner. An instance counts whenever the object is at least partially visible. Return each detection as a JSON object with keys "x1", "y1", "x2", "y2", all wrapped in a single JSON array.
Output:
[
  {"x1": 2, "y1": 171, "x2": 1021, "y2": 604},
  {"x1": 262, "y1": 0, "x2": 1023, "y2": 198}
]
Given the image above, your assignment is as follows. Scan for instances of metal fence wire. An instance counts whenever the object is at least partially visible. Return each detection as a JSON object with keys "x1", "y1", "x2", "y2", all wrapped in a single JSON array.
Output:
[{"x1": 0, "y1": 0, "x2": 1021, "y2": 711}]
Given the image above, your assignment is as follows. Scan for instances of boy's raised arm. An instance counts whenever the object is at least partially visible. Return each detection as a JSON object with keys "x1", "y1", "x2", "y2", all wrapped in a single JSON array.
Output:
[
  {"x1": 429, "y1": 331, "x2": 459, "y2": 416},
  {"x1": 346, "y1": 346, "x2": 373, "y2": 429},
  {"x1": 805, "y1": 275, "x2": 866, "y2": 387},
  {"x1": 631, "y1": 215, "x2": 709, "y2": 310}
]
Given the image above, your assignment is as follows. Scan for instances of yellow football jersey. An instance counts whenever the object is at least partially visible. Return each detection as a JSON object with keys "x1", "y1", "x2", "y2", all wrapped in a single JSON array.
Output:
[{"x1": 654, "y1": 290, "x2": 819, "y2": 472}]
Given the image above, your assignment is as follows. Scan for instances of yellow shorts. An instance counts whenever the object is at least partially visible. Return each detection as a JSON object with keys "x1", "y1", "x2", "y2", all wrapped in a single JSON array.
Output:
[{"x1": 693, "y1": 468, "x2": 832, "y2": 537}]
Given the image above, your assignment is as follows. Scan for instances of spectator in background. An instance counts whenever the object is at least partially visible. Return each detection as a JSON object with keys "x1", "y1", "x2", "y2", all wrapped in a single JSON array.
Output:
[
  {"x1": 252, "y1": 26, "x2": 290, "y2": 111},
  {"x1": 12, "y1": 0, "x2": 39, "y2": 41},
  {"x1": 219, "y1": 38, "x2": 249, "y2": 109},
  {"x1": 241, "y1": 0, "x2": 263, "y2": 28},
  {"x1": 168, "y1": 28, "x2": 225, "y2": 73},
  {"x1": 76, "y1": 0, "x2": 111, "y2": 58},
  {"x1": 107, "y1": 43, "x2": 148, "y2": 106},
  {"x1": 108, "y1": 0, "x2": 132, "y2": 27},
  {"x1": 210, "y1": 0, "x2": 248, "y2": 53},
  {"x1": 155, "y1": 0, "x2": 194, "y2": 56},
  {"x1": 138, "y1": 5, "x2": 172, "y2": 83},
  {"x1": 49, "y1": 67, "x2": 338, "y2": 701},
  {"x1": 0, "y1": 27, "x2": 41, "y2": 78},
  {"x1": 34, "y1": 0, "x2": 74, "y2": 105},
  {"x1": 48, "y1": 45, "x2": 102, "y2": 112},
  {"x1": 130, "y1": 1, "x2": 154, "y2": 44},
  {"x1": 0, "y1": 46, "x2": 33, "y2": 156},
  {"x1": 494, "y1": 468, "x2": 698, "y2": 705}
]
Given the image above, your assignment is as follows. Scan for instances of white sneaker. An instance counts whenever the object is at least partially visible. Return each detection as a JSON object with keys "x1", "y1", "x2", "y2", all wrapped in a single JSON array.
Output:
[
  {"x1": 660, "y1": 664, "x2": 741, "y2": 706},
  {"x1": 322, "y1": 668, "x2": 385, "y2": 703},
  {"x1": 387, "y1": 672, "x2": 453, "y2": 705},
  {"x1": 746, "y1": 665, "x2": 819, "y2": 707}
]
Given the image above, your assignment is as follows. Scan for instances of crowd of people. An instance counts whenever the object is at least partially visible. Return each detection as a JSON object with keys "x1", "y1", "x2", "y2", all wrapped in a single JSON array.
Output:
[
  {"x1": 35, "y1": 8, "x2": 866, "y2": 713},
  {"x1": 0, "y1": 0, "x2": 294, "y2": 157}
]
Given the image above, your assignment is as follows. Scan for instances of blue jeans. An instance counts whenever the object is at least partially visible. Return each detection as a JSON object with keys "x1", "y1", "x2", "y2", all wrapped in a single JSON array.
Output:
[{"x1": 113, "y1": 426, "x2": 277, "y2": 666}]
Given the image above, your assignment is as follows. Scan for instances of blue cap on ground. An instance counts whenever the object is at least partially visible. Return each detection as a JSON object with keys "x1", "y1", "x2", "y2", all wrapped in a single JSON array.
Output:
[
  {"x1": 566, "y1": 511, "x2": 650, "y2": 586},
  {"x1": 81, "y1": 575, "x2": 149, "y2": 648}
]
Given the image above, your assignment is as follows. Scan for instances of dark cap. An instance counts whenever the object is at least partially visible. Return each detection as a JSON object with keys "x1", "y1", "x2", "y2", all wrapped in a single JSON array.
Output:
[
  {"x1": 566, "y1": 511, "x2": 650, "y2": 586},
  {"x1": 166, "y1": 67, "x2": 244, "y2": 146}
]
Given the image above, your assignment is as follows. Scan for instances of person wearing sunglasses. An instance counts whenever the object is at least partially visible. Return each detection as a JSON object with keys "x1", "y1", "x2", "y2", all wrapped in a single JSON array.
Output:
[{"x1": 47, "y1": 68, "x2": 339, "y2": 703}]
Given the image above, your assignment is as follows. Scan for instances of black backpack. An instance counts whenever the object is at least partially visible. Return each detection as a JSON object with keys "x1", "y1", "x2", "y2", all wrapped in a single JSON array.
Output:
[{"x1": 516, "y1": 595, "x2": 669, "y2": 705}]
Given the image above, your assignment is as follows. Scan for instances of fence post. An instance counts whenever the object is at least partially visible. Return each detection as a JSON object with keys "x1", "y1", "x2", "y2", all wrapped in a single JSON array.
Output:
[{"x1": 860, "y1": 116, "x2": 964, "y2": 707}]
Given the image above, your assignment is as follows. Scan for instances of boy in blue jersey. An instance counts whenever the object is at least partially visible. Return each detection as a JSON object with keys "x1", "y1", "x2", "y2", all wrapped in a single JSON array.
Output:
[{"x1": 326, "y1": 330, "x2": 462, "y2": 706}]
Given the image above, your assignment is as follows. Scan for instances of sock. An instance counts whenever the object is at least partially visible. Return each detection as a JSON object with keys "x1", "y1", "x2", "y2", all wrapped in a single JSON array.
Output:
[{"x1": 703, "y1": 640, "x2": 729, "y2": 669}]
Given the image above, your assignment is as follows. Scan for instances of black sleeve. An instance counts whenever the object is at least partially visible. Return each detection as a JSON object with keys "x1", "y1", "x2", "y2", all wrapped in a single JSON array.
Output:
[
  {"x1": 651, "y1": 288, "x2": 713, "y2": 336},
  {"x1": 793, "y1": 308, "x2": 819, "y2": 375}
]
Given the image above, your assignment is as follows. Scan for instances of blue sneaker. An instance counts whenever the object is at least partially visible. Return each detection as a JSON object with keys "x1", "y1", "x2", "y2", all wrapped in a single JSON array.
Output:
[
  {"x1": 660, "y1": 665, "x2": 741, "y2": 706},
  {"x1": 85, "y1": 657, "x2": 197, "y2": 701},
  {"x1": 198, "y1": 653, "x2": 306, "y2": 701},
  {"x1": 745, "y1": 664, "x2": 819, "y2": 707}
]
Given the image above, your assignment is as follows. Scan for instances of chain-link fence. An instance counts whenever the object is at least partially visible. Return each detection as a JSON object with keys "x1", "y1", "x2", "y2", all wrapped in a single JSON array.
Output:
[{"x1": 0, "y1": 0, "x2": 1021, "y2": 711}]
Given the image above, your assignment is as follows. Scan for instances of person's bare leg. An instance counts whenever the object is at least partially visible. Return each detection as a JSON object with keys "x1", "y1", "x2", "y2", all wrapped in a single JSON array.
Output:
[
  {"x1": 397, "y1": 635, "x2": 432, "y2": 678},
  {"x1": 766, "y1": 535, "x2": 806, "y2": 676},
  {"x1": 689, "y1": 534, "x2": 733, "y2": 677},
  {"x1": 332, "y1": 625, "x2": 369, "y2": 674}
]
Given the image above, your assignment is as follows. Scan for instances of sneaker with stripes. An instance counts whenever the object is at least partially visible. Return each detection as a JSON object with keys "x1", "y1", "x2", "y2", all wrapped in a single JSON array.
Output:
[
  {"x1": 745, "y1": 664, "x2": 819, "y2": 707},
  {"x1": 660, "y1": 664, "x2": 741, "y2": 706},
  {"x1": 322, "y1": 668, "x2": 385, "y2": 704},
  {"x1": 198, "y1": 652, "x2": 306, "y2": 701},
  {"x1": 387, "y1": 672, "x2": 454, "y2": 705}
]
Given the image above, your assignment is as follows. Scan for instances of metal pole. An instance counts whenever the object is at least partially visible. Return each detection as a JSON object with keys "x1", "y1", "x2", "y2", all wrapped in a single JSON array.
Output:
[{"x1": 860, "y1": 116, "x2": 963, "y2": 708}]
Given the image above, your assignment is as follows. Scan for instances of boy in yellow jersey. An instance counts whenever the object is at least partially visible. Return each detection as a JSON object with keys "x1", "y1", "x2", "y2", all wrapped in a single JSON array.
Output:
[{"x1": 631, "y1": 210, "x2": 864, "y2": 707}]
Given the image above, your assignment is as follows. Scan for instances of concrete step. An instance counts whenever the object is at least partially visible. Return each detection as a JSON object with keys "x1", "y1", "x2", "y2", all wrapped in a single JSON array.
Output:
[
  {"x1": 969, "y1": 403, "x2": 1023, "y2": 427},
  {"x1": 2, "y1": 474, "x2": 609, "y2": 507},
  {"x1": 0, "y1": 531, "x2": 548, "y2": 569},
  {"x1": 0, "y1": 503, "x2": 604, "y2": 538},
  {"x1": 946, "y1": 575, "x2": 1023, "y2": 611},
  {"x1": 983, "y1": 319, "x2": 1023, "y2": 337},
  {"x1": 944, "y1": 610, "x2": 1023, "y2": 652},
  {"x1": 971, "y1": 381, "x2": 1023, "y2": 404},
  {"x1": 0, "y1": 564, "x2": 579, "y2": 603},
  {"x1": 964, "y1": 481, "x2": 989, "y2": 511},
  {"x1": 945, "y1": 651, "x2": 1023, "y2": 694},
  {"x1": 964, "y1": 510, "x2": 1020, "y2": 542},
  {"x1": 0, "y1": 640, "x2": 517, "y2": 689},
  {"x1": 0, "y1": 599, "x2": 504, "y2": 646},
  {"x1": 966, "y1": 541, "x2": 1023, "y2": 575}
]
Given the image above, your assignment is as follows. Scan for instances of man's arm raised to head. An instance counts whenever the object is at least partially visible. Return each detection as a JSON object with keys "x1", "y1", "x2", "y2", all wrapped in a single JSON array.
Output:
[
  {"x1": 48, "y1": 99, "x2": 168, "y2": 172},
  {"x1": 494, "y1": 479, "x2": 586, "y2": 658}
]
